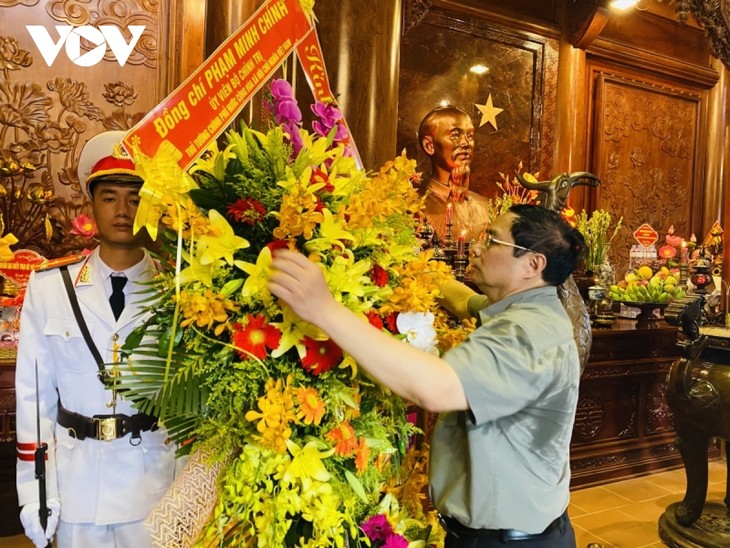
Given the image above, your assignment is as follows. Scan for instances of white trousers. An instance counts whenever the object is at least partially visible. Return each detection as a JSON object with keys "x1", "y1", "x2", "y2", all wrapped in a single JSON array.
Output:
[{"x1": 56, "y1": 518, "x2": 152, "y2": 548}]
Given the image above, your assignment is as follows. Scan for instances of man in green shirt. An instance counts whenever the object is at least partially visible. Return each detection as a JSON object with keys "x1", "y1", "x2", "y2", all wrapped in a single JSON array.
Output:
[{"x1": 269, "y1": 204, "x2": 584, "y2": 547}]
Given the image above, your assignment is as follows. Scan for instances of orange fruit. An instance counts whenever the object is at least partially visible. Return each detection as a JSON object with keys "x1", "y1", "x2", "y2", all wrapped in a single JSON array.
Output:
[{"x1": 638, "y1": 266, "x2": 654, "y2": 280}]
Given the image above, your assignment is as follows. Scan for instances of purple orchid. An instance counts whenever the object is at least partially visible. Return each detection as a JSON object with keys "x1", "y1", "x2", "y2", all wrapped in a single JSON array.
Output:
[
  {"x1": 268, "y1": 79, "x2": 304, "y2": 156},
  {"x1": 311, "y1": 101, "x2": 349, "y2": 142}
]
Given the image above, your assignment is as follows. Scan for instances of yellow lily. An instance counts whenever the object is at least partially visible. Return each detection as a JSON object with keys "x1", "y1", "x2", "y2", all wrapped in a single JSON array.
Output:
[
  {"x1": 178, "y1": 249, "x2": 213, "y2": 287},
  {"x1": 198, "y1": 210, "x2": 249, "y2": 266},
  {"x1": 304, "y1": 208, "x2": 354, "y2": 253},
  {"x1": 296, "y1": 133, "x2": 338, "y2": 169},
  {"x1": 237, "y1": 246, "x2": 273, "y2": 301},
  {"x1": 325, "y1": 254, "x2": 372, "y2": 297},
  {"x1": 271, "y1": 304, "x2": 327, "y2": 358},
  {"x1": 283, "y1": 439, "x2": 333, "y2": 483},
  {"x1": 326, "y1": 155, "x2": 361, "y2": 197}
]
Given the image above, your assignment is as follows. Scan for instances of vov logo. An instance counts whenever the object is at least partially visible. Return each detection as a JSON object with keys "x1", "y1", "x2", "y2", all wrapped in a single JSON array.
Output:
[{"x1": 26, "y1": 25, "x2": 145, "y2": 67}]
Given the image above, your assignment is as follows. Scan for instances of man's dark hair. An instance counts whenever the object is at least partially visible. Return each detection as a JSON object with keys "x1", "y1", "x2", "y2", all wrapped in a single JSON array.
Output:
[
  {"x1": 89, "y1": 175, "x2": 143, "y2": 197},
  {"x1": 509, "y1": 204, "x2": 586, "y2": 285},
  {"x1": 417, "y1": 105, "x2": 469, "y2": 153}
]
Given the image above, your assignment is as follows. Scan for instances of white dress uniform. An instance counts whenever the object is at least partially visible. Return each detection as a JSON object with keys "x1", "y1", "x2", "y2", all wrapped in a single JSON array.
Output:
[{"x1": 15, "y1": 248, "x2": 176, "y2": 546}]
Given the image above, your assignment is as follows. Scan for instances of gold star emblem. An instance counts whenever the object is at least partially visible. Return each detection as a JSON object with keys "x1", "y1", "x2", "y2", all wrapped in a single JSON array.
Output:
[{"x1": 475, "y1": 94, "x2": 504, "y2": 130}]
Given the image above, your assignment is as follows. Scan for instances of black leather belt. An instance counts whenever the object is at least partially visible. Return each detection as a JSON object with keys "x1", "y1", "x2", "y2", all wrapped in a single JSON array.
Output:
[
  {"x1": 439, "y1": 511, "x2": 565, "y2": 542},
  {"x1": 57, "y1": 404, "x2": 158, "y2": 442}
]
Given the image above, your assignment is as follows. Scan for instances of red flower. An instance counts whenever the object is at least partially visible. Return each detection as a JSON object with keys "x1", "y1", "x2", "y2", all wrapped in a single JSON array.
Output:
[
  {"x1": 69, "y1": 214, "x2": 98, "y2": 238},
  {"x1": 366, "y1": 310, "x2": 384, "y2": 330},
  {"x1": 369, "y1": 264, "x2": 388, "y2": 287},
  {"x1": 300, "y1": 336, "x2": 342, "y2": 375},
  {"x1": 310, "y1": 167, "x2": 334, "y2": 193},
  {"x1": 231, "y1": 315, "x2": 281, "y2": 360},
  {"x1": 383, "y1": 313, "x2": 397, "y2": 333},
  {"x1": 227, "y1": 198, "x2": 266, "y2": 225},
  {"x1": 313, "y1": 196, "x2": 326, "y2": 213}
]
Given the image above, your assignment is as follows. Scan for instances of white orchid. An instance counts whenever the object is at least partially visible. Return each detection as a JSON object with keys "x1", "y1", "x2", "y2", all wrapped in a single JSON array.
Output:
[{"x1": 396, "y1": 311, "x2": 439, "y2": 355}]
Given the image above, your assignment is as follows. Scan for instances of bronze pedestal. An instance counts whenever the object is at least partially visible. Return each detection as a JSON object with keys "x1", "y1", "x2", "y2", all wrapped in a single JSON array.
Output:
[
  {"x1": 659, "y1": 501, "x2": 730, "y2": 547},
  {"x1": 659, "y1": 312, "x2": 730, "y2": 546}
]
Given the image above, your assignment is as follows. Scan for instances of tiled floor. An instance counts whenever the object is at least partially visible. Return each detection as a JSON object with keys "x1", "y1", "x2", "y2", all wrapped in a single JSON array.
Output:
[
  {"x1": 570, "y1": 459, "x2": 727, "y2": 547},
  {"x1": 0, "y1": 460, "x2": 726, "y2": 547}
]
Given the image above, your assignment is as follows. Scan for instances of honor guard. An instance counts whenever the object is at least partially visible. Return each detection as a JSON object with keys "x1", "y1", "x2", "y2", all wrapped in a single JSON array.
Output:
[{"x1": 15, "y1": 131, "x2": 176, "y2": 548}]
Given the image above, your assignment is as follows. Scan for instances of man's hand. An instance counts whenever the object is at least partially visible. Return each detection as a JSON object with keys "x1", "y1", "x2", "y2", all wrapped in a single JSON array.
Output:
[
  {"x1": 268, "y1": 250, "x2": 337, "y2": 325},
  {"x1": 20, "y1": 499, "x2": 60, "y2": 548}
]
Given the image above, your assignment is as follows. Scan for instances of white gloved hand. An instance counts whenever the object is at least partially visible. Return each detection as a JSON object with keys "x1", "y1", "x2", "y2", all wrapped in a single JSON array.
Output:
[{"x1": 20, "y1": 499, "x2": 60, "y2": 548}]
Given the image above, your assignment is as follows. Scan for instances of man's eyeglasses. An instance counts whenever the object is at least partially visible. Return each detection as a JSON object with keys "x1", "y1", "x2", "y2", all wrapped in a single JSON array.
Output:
[{"x1": 484, "y1": 234, "x2": 538, "y2": 255}]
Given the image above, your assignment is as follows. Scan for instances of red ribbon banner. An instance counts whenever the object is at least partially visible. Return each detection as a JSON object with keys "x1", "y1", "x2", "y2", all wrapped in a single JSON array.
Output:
[
  {"x1": 123, "y1": 0, "x2": 313, "y2": 171},
  {"x1": 296, "y1": 30, "x2": 362, "y2": 166}
]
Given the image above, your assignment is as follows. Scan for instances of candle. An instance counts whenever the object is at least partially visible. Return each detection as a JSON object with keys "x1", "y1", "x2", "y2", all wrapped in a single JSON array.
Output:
[
  {"x1": 458, "y1": 231, "x2": 465, "y2": 256},
  {"x1": 446, "y1": 202, "x2": 453, "y2": 225}
]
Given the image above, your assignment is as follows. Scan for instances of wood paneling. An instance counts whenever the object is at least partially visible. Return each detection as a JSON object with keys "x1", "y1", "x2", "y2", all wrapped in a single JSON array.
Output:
[
  {"x1": 600, "y1": 10, "x2": 710, "y2": 69},
  {"x1": 587, "y1": 68, "x2": 705, "y2": 274},
  {"x1": 0, "y1": 0, "x2": 205, "y2": 258}
]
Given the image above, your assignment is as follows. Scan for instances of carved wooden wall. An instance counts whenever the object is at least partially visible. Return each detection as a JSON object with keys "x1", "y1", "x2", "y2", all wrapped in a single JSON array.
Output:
[
  {"x1": 0, "y1": 0, "x2": 158, "y2": 257},
  {"x1": 0, "y1": 0, "x2": 204, "y2": 258},
  {"x1": 397, "y1": 6, "x2": 559, "y2": 198},
  {"x1": 587, "y1": 66, "x2": 704, "y2": 271}
]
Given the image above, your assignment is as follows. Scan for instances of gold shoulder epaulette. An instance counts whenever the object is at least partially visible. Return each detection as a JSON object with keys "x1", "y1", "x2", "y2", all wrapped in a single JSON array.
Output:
[{"x1": 36, "y1": 253, "x2": 87, "y2": 272}]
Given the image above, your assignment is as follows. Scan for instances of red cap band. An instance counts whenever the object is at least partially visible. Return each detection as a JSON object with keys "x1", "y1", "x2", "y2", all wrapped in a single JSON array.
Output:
[{"x1": 87, "y1": 155, "x2": 138, "y2": 185}]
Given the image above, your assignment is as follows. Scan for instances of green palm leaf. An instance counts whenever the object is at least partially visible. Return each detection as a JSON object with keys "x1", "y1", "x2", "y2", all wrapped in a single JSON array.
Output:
[{"x1": 116, "y1": 328, "x2": 208, "y2": 443}]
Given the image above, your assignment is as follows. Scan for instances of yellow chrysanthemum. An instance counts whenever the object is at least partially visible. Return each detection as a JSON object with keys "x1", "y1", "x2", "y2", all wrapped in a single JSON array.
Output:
[{"x1": 295, "y1": 387, "x2": 326, "y2": 426}]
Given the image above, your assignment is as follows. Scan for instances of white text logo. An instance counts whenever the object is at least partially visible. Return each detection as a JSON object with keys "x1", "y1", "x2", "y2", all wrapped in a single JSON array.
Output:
[{"x1": 26, "y1": 25, "x2": 145, "y2": 67}]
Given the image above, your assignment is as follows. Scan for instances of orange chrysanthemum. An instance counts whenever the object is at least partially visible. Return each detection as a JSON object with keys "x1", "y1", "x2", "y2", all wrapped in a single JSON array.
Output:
[
  {"x1": 325, "y1": 421, "x2": 358, "y2": 456},
  {"x1": 354, "y1": 437, "x2": 371, "y2": 474},
  {"x1": 295, "y1": 386, "x2": 326, "y2": 426}
]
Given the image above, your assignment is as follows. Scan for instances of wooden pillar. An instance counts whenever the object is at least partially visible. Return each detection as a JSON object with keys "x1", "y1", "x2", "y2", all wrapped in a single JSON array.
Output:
[
  {"x1": 311, "y1": 0, "x2": 402, "y2": 170},
  {"x1": 553, "y1": 9, "x2": 590, "y2": 212},
  {"x1": 705, "y1": 57, "x2": 727, "y2": 234},
  {"x1": 204, "y1": 0, "x2": 263, "y2": 55}
]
